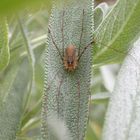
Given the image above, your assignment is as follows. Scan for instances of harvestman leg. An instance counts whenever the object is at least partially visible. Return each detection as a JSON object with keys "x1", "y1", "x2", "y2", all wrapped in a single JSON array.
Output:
[
  {"x1": 47, "y1": 25, "x2": 64, "y2": 91},
  {"x1": 78, "y1": 40, "x2": 94, "y2": 61},
  {"x1": 92, "y1": 39, "x2": 140, "y2": 68},
  {"x1": 61, "y1": 10, "x2": 65, "y2": 58},
  {"x1": 77, "y1": 9, "x2": 94, "y2": 62},
  {"x1": 76, "y1": 9, "x2": 95, "y2": 127},
  {"x1": 48, "y1": 10, "x2": 65, "y2": 62},
  {"x1": 55, "y1": 10, "x2": 67, "y2": 115},
  {"x1": 75, "y1": 10, "x2": 90, "y2": 136},
  {"x1": 47, "y1": 15, "x2": 65, "y2": 89},
  {"x1": 48, "y1": 27, "x2": 63, "y2": 62},
  {"x1": 78, "y1": 9, "x2": 85, "y2": 57},
  {"x1": 57, "y1": 74, "x2": 65, "y2": 115},
  {"x1": 48, "y1": 11, "x2": 66, "y2": 116}
]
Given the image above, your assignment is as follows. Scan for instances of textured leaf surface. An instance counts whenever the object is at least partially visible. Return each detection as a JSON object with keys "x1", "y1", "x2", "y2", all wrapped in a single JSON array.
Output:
[
  {"x1": 102, "y1": 39, "x2": 140, "y2": 140},
  {"x1": 94, "y1": 6, "x2": 103, "y2": 30},
  {"x1": 94, "y1": 2, "x2": 109, "y2": 30},
  {"x1": 0, "y1": 18, "x2": 9, "y2": 71},
  {"x1": 93, "y1": 0, "x2": 140, "y2": 65},
  {"x1": 0, "y1": 59, "x2": 30, "y2": 140},
  {"x1": 42, "y1": 0, "x2": 93, "y2": 140}
]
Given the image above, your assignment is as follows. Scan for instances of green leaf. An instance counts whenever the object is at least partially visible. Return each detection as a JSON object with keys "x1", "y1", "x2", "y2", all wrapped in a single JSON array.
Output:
[
  {"x1": 94, "y1": 2, "x2": 109, "y2": 30},
  {"x1": 94, "y1": 6, "x2": 103, "y2": 30},
  {"x1": 86, "y1": 122, "x2": 99, "y2": 140},
  {"x1": 93, "y1": 0, "x2": 140, "y2": 65},
  {"x1": 102, "y1": 39, "x2": 140, "y2": 140},
  {"x1": 42, "y1": 0, "x2": 93, "y2": 140},
  {"x1": 0, "y1": 58, "x2": 30, "y2": 140},
  {"x1": 0, "y1": 18, "x2": 10, "y2": 71}
]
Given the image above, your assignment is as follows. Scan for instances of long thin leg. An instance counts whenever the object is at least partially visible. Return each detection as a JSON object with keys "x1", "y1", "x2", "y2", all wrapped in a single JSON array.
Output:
[
  {"x1": 109, "y1": 45, "x2": 140, "y2": 67},
  {"x1": 79, "y1": 37, "x2": 140, "y2": 68},
  {"x1": 78, "y1": 40, "x2": 95, "y2": 62},
  {"x1": 77, "y1": 9, "x2": 94, "y2": 62},
  {"x1": 93, "y1": 37, "x2": 140, "y2": 67},
  {"x1": 61, "y1": 10, "x2": 65, "y2": 57},
  {"x1": 48, "y1": 27, "x2": 63, "y2": 62},
  {"x1": 78, "y1": 9, "x2": 85, "y2": 56},
  {"x1": 46, "y1": 69, "x2": 62, "y2": 91},
  {"x1": 76, "y1": 78, "x2": 81, "y2": 140},
  {"x1": 57, "y1": 75, "x2": 64, "y2": 116}
]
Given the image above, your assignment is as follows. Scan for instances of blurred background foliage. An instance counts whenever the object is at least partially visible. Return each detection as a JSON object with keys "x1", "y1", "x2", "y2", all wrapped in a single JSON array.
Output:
[{"x1": 0, "y1": 0, "x2": 118, "y2": 140}]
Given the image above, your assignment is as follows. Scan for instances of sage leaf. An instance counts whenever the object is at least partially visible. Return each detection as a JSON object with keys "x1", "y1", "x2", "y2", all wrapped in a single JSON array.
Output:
[{"x1": 42, "y1": 0, "x2": 93, "y2": 140}]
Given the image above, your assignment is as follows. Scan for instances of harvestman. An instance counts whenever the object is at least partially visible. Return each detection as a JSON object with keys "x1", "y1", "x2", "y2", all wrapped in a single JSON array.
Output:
[{"x1": 48, "y1": 9, "x2": 94, "y2": 72}]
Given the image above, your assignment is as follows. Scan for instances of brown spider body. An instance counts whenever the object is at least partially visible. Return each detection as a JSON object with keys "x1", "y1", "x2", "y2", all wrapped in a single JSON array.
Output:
[{"x1": 64, "y1": 45, "x2": 78, "y2": 71}]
